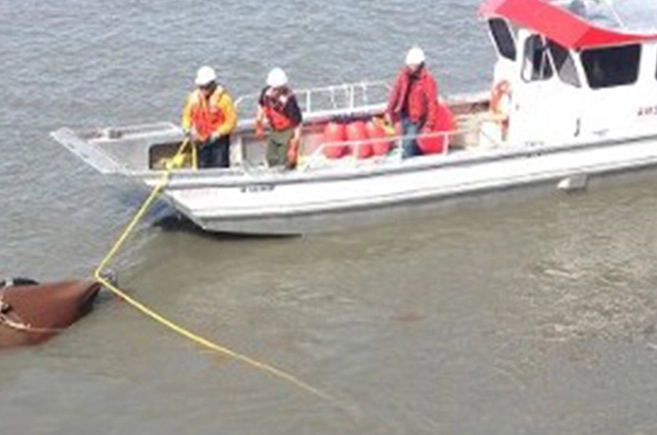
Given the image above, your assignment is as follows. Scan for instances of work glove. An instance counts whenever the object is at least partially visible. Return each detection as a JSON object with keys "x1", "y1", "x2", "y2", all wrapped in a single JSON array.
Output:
[{"x1": 255, "y1": 120, "x2": 265, "y2": 140}]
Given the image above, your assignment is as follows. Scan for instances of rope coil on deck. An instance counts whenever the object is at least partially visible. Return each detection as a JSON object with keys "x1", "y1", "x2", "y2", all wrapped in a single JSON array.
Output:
[{"x1": 94, "y1": 139, "x2": 332, "y2": 401}]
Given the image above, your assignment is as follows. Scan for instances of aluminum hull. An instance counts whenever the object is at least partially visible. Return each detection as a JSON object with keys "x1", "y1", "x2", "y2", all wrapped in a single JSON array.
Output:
[{"x1": 153, "y1": 135, "x2": 657, "y2": 234}]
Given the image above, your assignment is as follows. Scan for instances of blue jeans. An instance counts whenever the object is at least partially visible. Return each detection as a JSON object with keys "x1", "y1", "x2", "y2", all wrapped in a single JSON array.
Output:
[
  {"x1": 401, "y1": 117, "x2": 421, "y2": 159},
  {"x1": 198, "y1": 136, "x2": 230, "y2": 168}
]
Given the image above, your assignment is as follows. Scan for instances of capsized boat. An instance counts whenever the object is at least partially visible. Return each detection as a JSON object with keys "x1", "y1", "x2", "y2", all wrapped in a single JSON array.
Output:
[
  {"x1": 51, "y1": 0, "x2": 657, "y2": 235},
  {"x1": 0, "y1": 278, "x2": 102, "y2": 348}
]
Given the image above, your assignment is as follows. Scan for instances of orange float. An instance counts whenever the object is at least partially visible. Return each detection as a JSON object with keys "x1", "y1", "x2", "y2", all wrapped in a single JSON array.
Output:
[
  {"x1": 346, "y1": 120, "x2": 372, "y2": 159},
  {"x1": 416, "y1": 100, "x2": 456, "y2": 155},
  {"x1": 322, "y1": 121, "x2": 347, "y2": 159},
  {"x1": 365, "y1": 120, "x2": 391, "y2": 156}
]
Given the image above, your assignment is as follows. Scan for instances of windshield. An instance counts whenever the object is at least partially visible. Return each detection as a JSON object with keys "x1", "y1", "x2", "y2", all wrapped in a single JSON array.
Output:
[{"x1": 551, "y1": 0, "x2": 657, "y2": 32}]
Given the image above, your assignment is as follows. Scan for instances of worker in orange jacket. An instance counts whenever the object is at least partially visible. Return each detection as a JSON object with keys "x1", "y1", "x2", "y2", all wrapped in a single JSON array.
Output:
[
  {"x1": 255, "y1": 68, "x2": 303, "y2": 169},
  {"x1": 386, "y1": 47, "x2": 439, "y2": 158},
  {"x1": 182, "y1": 66, "x2": 238, "y2": 168}
]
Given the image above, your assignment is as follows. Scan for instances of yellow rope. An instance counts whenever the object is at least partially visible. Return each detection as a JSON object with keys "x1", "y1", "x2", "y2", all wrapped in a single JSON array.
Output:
[
  {"x1": 93, "y1": 139, "x2": 332, "y2": 401},
  {"x1": 191, "y1": 141, "x2": 198, "y2": 170}
]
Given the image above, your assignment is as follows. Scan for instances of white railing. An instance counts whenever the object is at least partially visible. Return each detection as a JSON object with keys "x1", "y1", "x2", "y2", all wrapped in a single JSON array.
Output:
[{"x1": 235, "y1": 80, "x2": 391, "y2": 117}]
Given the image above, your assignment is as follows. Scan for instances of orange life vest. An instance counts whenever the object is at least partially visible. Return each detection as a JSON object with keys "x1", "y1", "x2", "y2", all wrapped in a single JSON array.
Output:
[
  {"x1": 261, "y1": 89, "x2": 297, "y2": 131},
  {"x1": 263, "y1": 105, "x2": 294, "y2": 131},
  {"x1": 190, "y1": 89, "x2": 227, "y2": 141}
]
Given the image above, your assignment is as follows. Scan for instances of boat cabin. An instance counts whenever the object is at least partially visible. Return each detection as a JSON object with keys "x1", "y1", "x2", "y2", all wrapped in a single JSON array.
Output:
[{"x1": 481, "y1": 0, "x2": 657, "y2": 147}]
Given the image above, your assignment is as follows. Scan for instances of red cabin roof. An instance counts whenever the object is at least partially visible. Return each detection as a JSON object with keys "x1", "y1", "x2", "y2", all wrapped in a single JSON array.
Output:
[{"x1": 480, "y1": 0, "x2": 657, "y2": 50}]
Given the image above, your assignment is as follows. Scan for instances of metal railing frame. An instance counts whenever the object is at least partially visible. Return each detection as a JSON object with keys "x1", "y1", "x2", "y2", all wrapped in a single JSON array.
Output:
[{"x1": 235, "y1": 80, "x2": 391, "y2": 116}]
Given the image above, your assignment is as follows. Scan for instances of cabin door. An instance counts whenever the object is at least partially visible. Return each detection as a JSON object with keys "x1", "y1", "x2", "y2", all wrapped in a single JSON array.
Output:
[
  {"x1": 508, "y1": 34, "x2": 583, "y2": 146},
  {"x1": 577, "y1": 44, "x2": 645, "y2": 140}
]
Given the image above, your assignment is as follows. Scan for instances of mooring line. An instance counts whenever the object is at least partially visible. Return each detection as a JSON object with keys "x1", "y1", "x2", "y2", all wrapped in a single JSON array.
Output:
[{"x1": 93, "y1": 140, "x2": 333, "y2": 401}]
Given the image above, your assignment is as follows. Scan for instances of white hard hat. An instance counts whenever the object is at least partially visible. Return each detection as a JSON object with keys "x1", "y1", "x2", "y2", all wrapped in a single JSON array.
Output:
[
  {"x1": 405, "y1": 46, "x2": 426, "y2": 66},
  {"x1": 195, "y1": 66, "x2": 217, "y2": 86},
  {"x1": 266, "y1": 67, "x2": 288, "y2": 87}
]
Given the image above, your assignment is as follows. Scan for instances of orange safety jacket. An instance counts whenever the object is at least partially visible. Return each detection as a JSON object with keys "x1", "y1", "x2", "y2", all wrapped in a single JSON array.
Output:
[
  {"x1": 387, "y1": 66, "x2": 439, "y2": 129},
  {"x1": 182, "y1": 87, "x2": 237, "y2": 141},
  {"x1": 263, "y1": 105, "x2": 295, "y2": 131},
  {"x1": 259, "y1": 87, "x2": 302, "y2": 132}
]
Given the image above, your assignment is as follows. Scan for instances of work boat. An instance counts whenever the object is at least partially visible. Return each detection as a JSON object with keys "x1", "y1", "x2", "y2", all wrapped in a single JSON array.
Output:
[{"x1": 51, "y1": 0, "x2": 657, "y2": 235}]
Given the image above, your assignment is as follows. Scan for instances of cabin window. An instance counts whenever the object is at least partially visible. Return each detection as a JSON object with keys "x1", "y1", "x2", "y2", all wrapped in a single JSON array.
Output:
[
  {"x1": 488, "y1": 18, "x2": 516, "y2": 61},
  {"x1": 581, "y1": 45, "x2": 641, "y2": 89},
  {"x1": 547, "y1": 40, "x2": 581, "y2": 88},
  {"x1": 522, "y1": 35, "x2": 553, "y2": 82}
]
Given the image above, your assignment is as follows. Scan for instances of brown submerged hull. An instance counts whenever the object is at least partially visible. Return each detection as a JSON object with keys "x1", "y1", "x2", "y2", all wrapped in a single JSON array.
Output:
[{"x1": 0, "y1": 280, "x2": 101, "y2": 348}]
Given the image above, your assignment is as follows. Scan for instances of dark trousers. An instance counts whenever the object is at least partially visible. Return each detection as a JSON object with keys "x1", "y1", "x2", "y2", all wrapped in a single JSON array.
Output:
[
  {"x1": 266, "y1": 128, "x2": 294, "y2": 168},
  {"x1": 198, "y1": 136, "x2": 230, "y2": 168},
  {"x1": 401, "y1": 116, "x2": 421, "y2": 159}
]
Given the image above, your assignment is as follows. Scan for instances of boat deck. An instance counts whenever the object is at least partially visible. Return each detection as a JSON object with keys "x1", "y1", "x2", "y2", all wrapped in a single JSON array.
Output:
[
  {"x1": 147, "y1": 90, "x2": 495, "y2": 173},
  {"x1": 52, "y1": 85, "x2": 496, "y2": 177}
]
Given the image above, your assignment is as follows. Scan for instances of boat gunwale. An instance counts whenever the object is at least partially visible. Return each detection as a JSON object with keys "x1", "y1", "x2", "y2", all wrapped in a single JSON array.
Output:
[{"x1": 138, "y1": 131, "x2": 657, "y2": 190}]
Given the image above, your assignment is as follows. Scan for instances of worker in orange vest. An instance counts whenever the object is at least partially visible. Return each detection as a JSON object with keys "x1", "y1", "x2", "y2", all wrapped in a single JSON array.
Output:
[
  {"x1": 182, "y1": 66, "x2": 238, "y2": 168},
  {"x1": 255, "y1": 68, "x2": 303, "y2": 169}
]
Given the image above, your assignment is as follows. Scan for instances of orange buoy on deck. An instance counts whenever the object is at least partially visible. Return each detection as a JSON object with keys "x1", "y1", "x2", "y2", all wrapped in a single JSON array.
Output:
[
  {"x1": 366, "y1": 120, "x2": 391, "y2": 156},
  {"x1": 416, "y1": 100, "x2": 456, "y2": 155},
  {"x1": 346, "y1": 120, "x2": 372, "y2": 159},
  {"x1": 323, "y1": 121, "x2": 347, "y2": 159}
]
